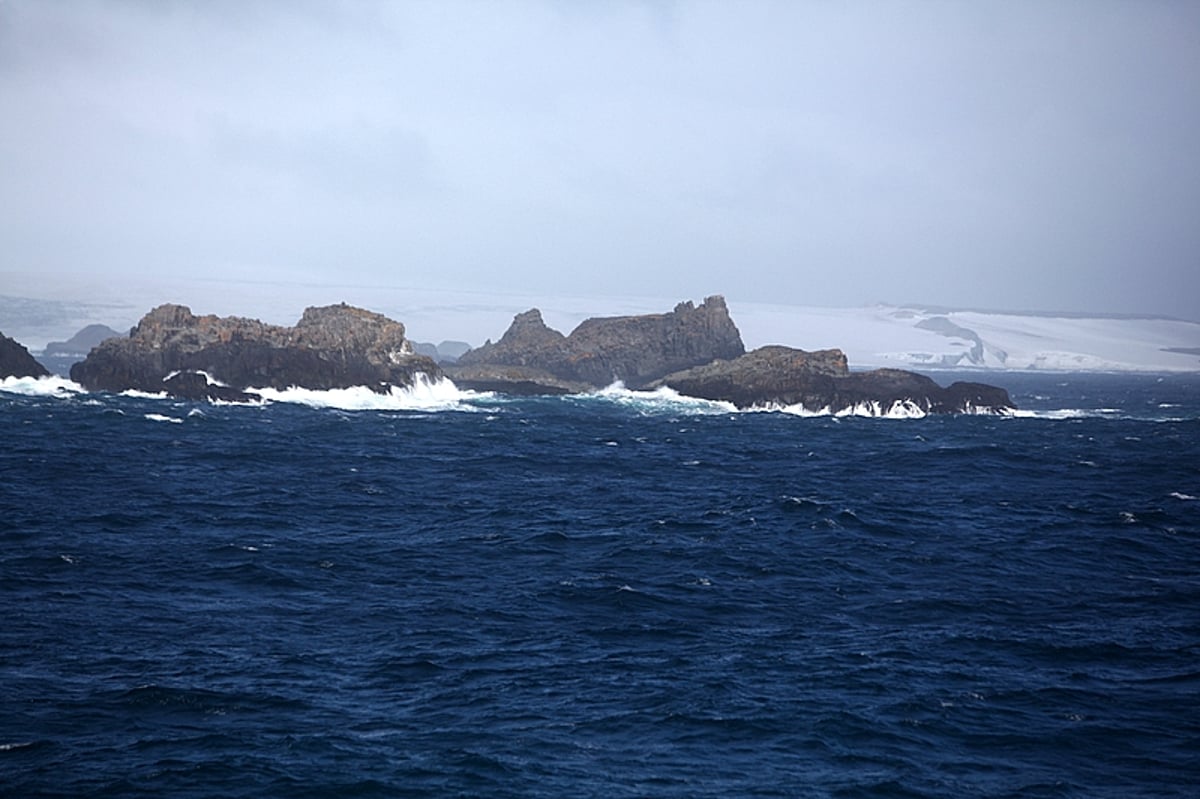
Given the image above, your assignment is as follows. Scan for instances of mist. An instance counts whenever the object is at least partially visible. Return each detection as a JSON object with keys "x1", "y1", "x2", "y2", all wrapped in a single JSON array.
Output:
[{"x1": 2, "y1": 1, "x2": 1198, "y2": 325}]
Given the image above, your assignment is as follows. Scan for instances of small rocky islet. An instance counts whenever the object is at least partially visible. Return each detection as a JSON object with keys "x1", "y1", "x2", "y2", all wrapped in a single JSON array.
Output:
[{"x1": 5, "y1": 295, "x2": 1014, "y2": 414}]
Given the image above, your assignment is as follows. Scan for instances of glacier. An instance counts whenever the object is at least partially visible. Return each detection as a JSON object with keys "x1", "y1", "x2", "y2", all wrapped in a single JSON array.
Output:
[{"x1": 731, "y1": 303, "x2": 1200, "y2": 373}]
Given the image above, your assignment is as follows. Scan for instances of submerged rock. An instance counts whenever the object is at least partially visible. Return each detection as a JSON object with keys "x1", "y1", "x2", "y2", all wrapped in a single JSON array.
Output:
[
  {"x1": 0, "y1": 332, "x2": 50, "y2": 379},
  {"x1": 70, "y1": 303, "x2": 441, "y2": 400}
]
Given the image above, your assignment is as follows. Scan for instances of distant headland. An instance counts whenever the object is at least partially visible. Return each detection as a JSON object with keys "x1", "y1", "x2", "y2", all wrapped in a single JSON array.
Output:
[{"x1": 4, "y1": 295, "x2": 1015, "y2": 415}]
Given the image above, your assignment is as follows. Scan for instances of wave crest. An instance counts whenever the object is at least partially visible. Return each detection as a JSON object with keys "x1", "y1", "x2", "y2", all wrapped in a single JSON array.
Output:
[
  {"x1": 248, "y1": 374, "x2": 484, "y2": 412},
  {"x1": 0, "y1": 374, "x2": 85, "y2": 397},
  {"x1": 582, "y1": 382, "x2": 738, "y2": 415}
]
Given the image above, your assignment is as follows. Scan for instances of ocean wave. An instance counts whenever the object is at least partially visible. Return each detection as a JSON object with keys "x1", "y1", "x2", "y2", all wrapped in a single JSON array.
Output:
[
  {"x1": 0, "y1": 374, "x2": 86, "y2": 397},
  {"x1": 249, "y1": 374, "x2": 485, "y2": 412},
  {"x1": 1008, "y1": 408, "x2": 1192, "y2": 422},
  {"x1": 579, "y1": 386, "x2": 986, "y2": 419},
  {"x1": 771, "y1": 399, "x2": 930, "y2": 419},
  {"x1": 580, "y1": 383, "x2": 738, "y2": 415}
]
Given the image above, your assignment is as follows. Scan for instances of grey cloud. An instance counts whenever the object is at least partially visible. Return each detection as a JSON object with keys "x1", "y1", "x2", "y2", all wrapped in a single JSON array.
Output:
[{"x1": 2, "y1": 0, "x2": 1198, "y2": 320}]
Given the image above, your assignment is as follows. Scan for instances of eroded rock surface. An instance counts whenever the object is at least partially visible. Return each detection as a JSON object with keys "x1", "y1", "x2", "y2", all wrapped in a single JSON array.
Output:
[
  {"x1": 451, "y1": 296, "x2": 745, "y2": 391},
  {"x1": 656, "y1": 346, "x2": 1013, "y2": 414},
  {"x1": 70, "y1": 303, "x2": 440, "y2": 398}
]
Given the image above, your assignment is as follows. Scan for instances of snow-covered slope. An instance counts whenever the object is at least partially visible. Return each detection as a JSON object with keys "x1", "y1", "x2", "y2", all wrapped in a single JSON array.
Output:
[
  {"x1": 733, "y1": 303, "x2": 1200, "y2": 372},
  {"x1": 3, "y1": 287, "x2": 1198, "y2": 373}
]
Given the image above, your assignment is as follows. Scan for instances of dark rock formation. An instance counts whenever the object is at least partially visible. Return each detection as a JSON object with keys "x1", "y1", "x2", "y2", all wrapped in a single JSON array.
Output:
[
  {"x1": 70, "y1": 303, "x2": 441, "y2": 400},
  {"x1": 1, "y1": 332, "x2": 50, "y2": 379},
  {"x1": 451, "y1": 296, "x2": 745, "y2": 391},
  {"x1": 449, "y1": 296, "x2": 1012, "y2": 414},
  {"x1": 654, "y1": 345, "x2": 1014, "y2": 415},
  {"x1": 650, "y1": 345, "x2": 849, "y2": 409}
]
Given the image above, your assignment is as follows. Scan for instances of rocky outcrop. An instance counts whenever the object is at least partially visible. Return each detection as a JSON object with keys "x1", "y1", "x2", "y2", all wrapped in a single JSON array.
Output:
[
  {"x1": 654, "y1": 345, "x2": 1014, "y2": 414},
  {"x1": 1, "y1": 332, "x2": 50, "y2": 379},
  {"x1": 449, "y1": 296, "x2": 1012, "y2": 414},
  {"x1": 450, "y1": 296, "x2": 745, "y2": 391},
  {"x1": 70, "y1": 303, "x2": 441, "y2": 399}
]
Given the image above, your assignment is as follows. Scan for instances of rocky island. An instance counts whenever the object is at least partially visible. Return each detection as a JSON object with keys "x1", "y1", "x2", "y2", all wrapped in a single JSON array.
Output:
[
  {"x1": 65, "y1": 295, "x2": 1013, "y2": 414},
  {"x1": 448, "y1": 296, "x2": 745, "y2": 394},
  {"x1": 449, "y1": 296, "x2": 1013, "y2": 415},
  {"x1": 70, "y1": 303, "x2": 441, "y2": 401},
  {"x1": 1, "y1": 332, "x2": 51, "y2": 379}
]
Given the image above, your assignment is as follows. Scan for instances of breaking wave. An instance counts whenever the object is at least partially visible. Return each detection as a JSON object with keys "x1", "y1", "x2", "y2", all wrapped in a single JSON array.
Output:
[
  {"x1": 773, "y1": 399, "x2": 930, "y2": 419},
  {"x1": 580, "y1": 383, "x2": 737, "y2": 415},
  {"x1": 576, "y1": 385, "x2": 1013, "y2": 419},
  {"x1": 248, "y1": 374, "x2": 485, "y2": 412},
  {"x1": 1009, "y1": 408, "x2": 1194, "y2": 422},
  {"x1": 0, "y1": 374, "x2": 85, "y2": 397}
]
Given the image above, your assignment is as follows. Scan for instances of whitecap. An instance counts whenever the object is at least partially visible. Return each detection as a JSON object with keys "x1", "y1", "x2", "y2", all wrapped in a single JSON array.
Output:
[
  {"x1": 0, "y1": 375, "x2": 86, "y2": 397},
  {"x1": 583, "y1": 382, "x2": 738, "y2": 415},
  {"x1": 1009, "y1": 408, "x2": 1100, "y2": 420},
  {"x1": 1168, "y1": 492, "x2": 1196, "y2": 501},
  {"x1": 773, "y1": 399, "x2": 929, "y2": 419},
  {"x1": 144, "y1": 413, "x2": 183, "y2": 424},
  {"x1": 162, "y1": 369, "x2": 229, "y2": 387},
  {"x1": 247, "y1": 374, "x2": 483, "y2": 412}
]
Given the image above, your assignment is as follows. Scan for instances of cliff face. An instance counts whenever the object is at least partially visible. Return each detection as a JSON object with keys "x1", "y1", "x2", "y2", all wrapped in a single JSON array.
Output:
[
  {"x1": 453, "y1": 296, "x2": 745, "y2": 390},
  {"x1": 70, "y1": 303, "x2": 441, "y2": 398},
  {"x1": 0, "y1": 332, "x2": 50, "y2": 379},
  {"x1": 655, "y1": 346, "x2": 1013, "y2": 414}
]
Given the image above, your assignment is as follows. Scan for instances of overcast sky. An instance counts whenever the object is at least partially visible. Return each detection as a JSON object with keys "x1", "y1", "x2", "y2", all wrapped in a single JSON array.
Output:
[{"x1": 2, "y1": 0, "x2": 1199, "y2": 325}]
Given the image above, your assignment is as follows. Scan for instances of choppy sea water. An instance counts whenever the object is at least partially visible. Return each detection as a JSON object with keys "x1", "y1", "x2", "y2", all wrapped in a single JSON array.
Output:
[{"x1": 3, "y1": 372, "x2": 1198, "y2": 798}]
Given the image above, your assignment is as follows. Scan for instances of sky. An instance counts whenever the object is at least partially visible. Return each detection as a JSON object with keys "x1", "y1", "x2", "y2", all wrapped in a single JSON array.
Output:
[{"x1": 2, "y1": 0, "x2": 1199, "y2": 337}]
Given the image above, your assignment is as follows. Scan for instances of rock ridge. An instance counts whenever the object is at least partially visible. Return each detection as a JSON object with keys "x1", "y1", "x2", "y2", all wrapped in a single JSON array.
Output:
[
  {"x1": 452, "y1": 295, "x2": 745, "y2": 390},
  {"x1": 70, "y1": 303, "x2": 441, "y2": 399},
  {"x1": 451, "y1": 297, "x2": 1014, "y2": 415}
]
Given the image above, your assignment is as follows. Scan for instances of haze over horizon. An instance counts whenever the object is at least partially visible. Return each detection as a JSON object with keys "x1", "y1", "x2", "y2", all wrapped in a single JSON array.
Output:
[{"x1": 2, "y1": 1, "x2": 1199, "y2": 326}]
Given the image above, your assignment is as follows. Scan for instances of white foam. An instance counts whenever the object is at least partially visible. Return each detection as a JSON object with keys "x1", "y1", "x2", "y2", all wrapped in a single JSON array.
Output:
[
  {"x1": 1006, "y1": 408, "x2": 1182, "y2": 421},
  {"x1": 248, "y1": 374, "x2": 483, "y2": 412},
  {"x1": 0, "y1": 375, "x2": 85, "y2": 397},
  {"x1": 1169, "y1": 492, "x2": 1196, "y2": 501},
  {"x1": 162, "y1": 369, "x2": 228, "y2": 387},
  {"x1": 144, "y1": 413, "x2": 183, "y2": 424},
  {"x1": 583, "y1": 382, "x2": 738, "y2": 415},
  {"x1": 772, "y1": 399, "x2": 929, "y2": 419}
]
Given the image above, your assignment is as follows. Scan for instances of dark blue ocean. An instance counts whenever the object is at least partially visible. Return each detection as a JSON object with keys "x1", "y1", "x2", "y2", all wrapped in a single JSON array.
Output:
[{"x1": 3, "y1": 372, "x2": 1198, "y2": 798}]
